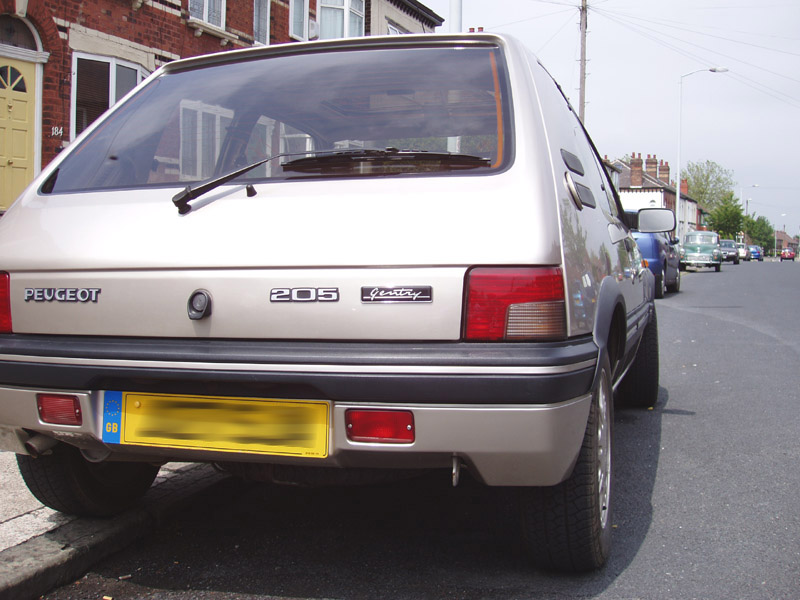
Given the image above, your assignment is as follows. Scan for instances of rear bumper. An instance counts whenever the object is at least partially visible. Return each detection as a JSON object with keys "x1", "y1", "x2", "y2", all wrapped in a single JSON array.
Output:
[{"x1": 0, "y1": 335, "x2": 598, "y2": 486}]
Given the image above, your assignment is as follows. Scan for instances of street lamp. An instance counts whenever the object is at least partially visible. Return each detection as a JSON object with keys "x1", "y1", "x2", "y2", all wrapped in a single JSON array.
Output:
[
  {"x1": 740, "y1": 184, "x2": 758, "y2": 217},
  {"x1": 676, "y1": 67, "x2": 728, "y2": 241}
]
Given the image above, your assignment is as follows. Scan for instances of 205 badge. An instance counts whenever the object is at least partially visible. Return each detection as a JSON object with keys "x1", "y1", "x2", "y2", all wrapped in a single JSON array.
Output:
[{"x1": 361, "y1": 286, "x2": 433, "y2": 303}]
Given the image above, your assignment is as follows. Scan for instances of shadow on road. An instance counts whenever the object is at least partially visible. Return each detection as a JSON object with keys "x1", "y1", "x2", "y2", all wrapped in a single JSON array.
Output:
[{"x1": 47, "y1": 393, "x2": 667, "y2": 600}]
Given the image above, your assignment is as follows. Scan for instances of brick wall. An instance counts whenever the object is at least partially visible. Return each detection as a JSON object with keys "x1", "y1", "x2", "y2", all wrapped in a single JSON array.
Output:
[{"x1": 0, "y1": 0, "x2": 315, "y2": 168}]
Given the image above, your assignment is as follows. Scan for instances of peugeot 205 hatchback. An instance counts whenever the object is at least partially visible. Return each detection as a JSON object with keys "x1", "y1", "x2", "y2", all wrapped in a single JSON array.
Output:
[{"x1": 0, "y1": 34, "x2": 673, "y2": 572}]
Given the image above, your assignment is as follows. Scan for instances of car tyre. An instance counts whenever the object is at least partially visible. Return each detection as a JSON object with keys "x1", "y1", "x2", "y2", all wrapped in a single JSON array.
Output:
[
  {"x1": 666, "y1": 269, "x2": 680, "y2": 294},
  {"x1": 655, "y1": 273, "x2": 665, "y2": 299},
  {"x1": 519, "y1": 354, "x2": 613, "y2": 572},
  {"x1": 16, "y1": 443, "x2": 160, "y2": 517},
  {"x1": 715, "y1": 263, "x2": 721, "y2": 272},
  {"x1": 615, "y1": 308, "x2": 659, "y2": 409}
]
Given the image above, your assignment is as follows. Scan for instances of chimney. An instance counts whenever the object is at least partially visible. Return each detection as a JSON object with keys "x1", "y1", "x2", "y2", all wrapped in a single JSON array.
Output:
[
  {"x1": 680, "y1": 178, "x2": 689, "y2": 197},
  {"x1": 645, "y1": 154, "x2": 658, "y2": 180},
  {"x1": 630, "y1": 153, "x2": 643, "y2": 187},
  {"x1": 658, "y1": 160, "x2": 670, "y2": 185}
]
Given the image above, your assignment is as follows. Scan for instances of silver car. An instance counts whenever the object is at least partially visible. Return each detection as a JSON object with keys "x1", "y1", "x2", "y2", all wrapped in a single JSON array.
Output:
[{"x1": 0, "y1": 33, "x2": 673, "y2": 572}]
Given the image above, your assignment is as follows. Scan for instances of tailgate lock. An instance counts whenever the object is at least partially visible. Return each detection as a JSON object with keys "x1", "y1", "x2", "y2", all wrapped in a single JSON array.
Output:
[{"x1": 187, "y1": 289, "x2": 212, "y2": 320}]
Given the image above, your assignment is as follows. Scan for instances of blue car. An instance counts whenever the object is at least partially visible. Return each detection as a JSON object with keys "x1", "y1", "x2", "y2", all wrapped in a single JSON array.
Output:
[
  {"x1": 749, "y1": 245, "x2": 763, "y2": 261},
  {"x1": 633, "y1": 231, "x2": 681, "y2": 298}
]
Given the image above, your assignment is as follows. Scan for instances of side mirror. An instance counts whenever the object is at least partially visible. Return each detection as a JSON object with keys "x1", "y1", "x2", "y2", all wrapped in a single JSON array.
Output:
[{"x1": 638, "y1": 208, "x2": 676, "y2": 233}]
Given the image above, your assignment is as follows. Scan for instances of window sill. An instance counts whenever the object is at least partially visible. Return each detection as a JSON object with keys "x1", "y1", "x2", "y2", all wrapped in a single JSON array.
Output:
[{"x1": 187, "y1": 17, "x2": 239, "y2": 46}]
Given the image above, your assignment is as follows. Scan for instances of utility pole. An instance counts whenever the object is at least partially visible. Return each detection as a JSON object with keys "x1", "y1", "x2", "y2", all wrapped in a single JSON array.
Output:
[
  {"x1": 450, "y1": 0, "x2": 462, "y2": 32},
  {"x1": 579, "y1": 0, "x2": 587, "y2": 122}
]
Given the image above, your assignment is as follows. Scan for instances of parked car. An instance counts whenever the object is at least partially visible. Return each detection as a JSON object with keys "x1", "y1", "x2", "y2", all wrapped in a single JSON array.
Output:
[
  {"x1": 0, "y1": 33, "x2": 676, "y2": 572},
  {"x1": 737, "y1": 243, "x2": 751, "y2": 261},
  {"x1": 781, "y1": 247, "x2": 796, "y2": 261},
  {"x1": 719, "y1": 239, "x2": 740, "y2": 264},
  {"x1": 749, "y1": 245, "x2": 763, "y2": 261},
  {"x1": 681, "y1": 231, "x2": 723, "y2": 271},
  {"x1": 633, "y1": 230, "x2": 681, "y2": 298}
]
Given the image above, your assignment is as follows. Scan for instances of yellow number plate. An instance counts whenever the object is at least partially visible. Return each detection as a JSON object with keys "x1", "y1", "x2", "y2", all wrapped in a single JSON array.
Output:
[{"x1": 102, "y1": 391, "x2": 329, "y2": 458}]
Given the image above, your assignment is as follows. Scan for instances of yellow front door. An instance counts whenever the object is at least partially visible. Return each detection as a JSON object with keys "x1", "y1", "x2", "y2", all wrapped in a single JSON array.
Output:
[{"x1": 0, "y1": 58, "x2": 36, "y2": 211}]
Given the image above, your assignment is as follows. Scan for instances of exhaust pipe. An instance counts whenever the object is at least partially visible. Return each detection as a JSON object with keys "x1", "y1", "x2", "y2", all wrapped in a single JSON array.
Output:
[{"x1": 24, "y1": 434, "x2": 58, "y2": 458}]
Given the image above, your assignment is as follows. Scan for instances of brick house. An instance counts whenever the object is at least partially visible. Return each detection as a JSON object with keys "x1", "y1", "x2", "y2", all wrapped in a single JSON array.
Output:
[
  {"x1": 0, "y1": 0, "x2": 442, "y2": 212},
  {"x1": 609, "y1": 153, "x2": 701, "y2": 240},
  {"x1": 773, "y1": 230, "x2": 798, "y2": 256}
]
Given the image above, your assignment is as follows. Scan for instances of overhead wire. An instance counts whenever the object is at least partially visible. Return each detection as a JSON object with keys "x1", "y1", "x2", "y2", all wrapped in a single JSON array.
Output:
[
  {"x1": 487, "y1": 7, "x2": 577, "y2": 31},
  {"x1": 592, "y1": 7, "x2": 800, "y2": 109},
  {"x1": 535, "y1": 9, "x2": 581, "y2": 53},
  {"x1": 593, "y1": 6, "x2": 800, "y2": 57}
]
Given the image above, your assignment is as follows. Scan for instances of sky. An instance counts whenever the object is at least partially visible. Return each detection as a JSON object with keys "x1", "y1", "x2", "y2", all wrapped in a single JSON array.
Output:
[{"x1": 420, "y1": 0, "x2": 800, "y2": 236}]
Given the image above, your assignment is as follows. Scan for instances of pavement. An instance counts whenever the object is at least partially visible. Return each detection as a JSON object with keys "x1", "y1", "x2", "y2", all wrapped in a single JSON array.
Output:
[{"x1": 0, "y1": 452, "x2": 228, "y2": 600}]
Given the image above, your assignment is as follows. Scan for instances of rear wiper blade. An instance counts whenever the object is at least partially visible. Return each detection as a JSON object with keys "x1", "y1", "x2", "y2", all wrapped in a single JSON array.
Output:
[
  {"x1": 281, "y1": 148, "x2": 491, "y2": 172},
  {"x1": 172, "y1": 156, "x2": 273, "y2": 215},
  {"x1": 172, "y1": 148, "x2": 491, "y2": 214},
  {"x1": 172, "y1": 148, "x2": 342, "y2": 215}
]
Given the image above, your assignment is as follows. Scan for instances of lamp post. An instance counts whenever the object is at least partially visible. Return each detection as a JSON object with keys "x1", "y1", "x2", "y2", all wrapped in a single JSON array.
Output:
[
  {"x1": 740, "y1": 183, "x2": 758, "y2": 244},
  {"x1": 676, "y1": 67, "x2": 728, "y2": 241},
  {"x1": 449, "y1": 0, "x2": 462, "y2": 32},
  {"x1": 775, "y1": 213, "x2": 787, "y2": 258}
]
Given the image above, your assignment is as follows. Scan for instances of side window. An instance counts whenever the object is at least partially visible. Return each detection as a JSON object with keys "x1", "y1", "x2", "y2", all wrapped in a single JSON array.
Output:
[
  {"x1": 567, "y1": 128, "x2": 616, "y2": 218},
  {"x1": 586, "y1": 137, "x2": 621, "y2": 220},
  {"x1": 71, "y1": 54, "x2": 148, "y2": 139}
]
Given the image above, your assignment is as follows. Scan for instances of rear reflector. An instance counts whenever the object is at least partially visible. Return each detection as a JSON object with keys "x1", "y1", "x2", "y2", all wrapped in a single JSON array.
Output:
[
  {"x1": 0, "y1": 272, "x2": 11, "y2": 333},
  {"x1": 37, "y1": 394, "x2": 83, "y2": 426},
  {"x1": 464, "y1": 267, "x2": 566, "y2": 341},
  {"x1": 345, "y1": 410, "x2": 415, "y2": 443}
]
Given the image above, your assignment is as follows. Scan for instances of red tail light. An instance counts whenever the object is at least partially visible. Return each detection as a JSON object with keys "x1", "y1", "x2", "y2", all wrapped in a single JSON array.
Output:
[
  {"x1": 37, "y1": 394, "x2": 83, "y2": 426},
  {"x1": 0, "y1": 272, "x2": 11, "y2": 333},
  {"x1": 345, "y1": 410, "x2": 415, "y2": 443},
  {"x1": 464, "y1": 267, "x2": 566, "y2": 341}
]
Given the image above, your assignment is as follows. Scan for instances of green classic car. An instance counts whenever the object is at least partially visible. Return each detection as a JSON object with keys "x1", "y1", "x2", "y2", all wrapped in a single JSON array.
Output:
[{"x1": 680, "y1": 231, "x2": 722, "y2": 272}]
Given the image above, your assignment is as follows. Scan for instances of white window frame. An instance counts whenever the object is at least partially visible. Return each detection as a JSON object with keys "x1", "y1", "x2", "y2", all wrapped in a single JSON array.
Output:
[
  {"x1": 289, "y1": 0, "x2": 310, "y2": 41},
  {"x1": 70, "y1": 53, "x2": 148, "y2": 141},
  {"x1": 189, "y1": 0, "x2": 226, "y2": 29},
  {"x1": 178, "y1": 101, "x2": 234, "y2": 181},
  {"x1": 279, "y1": 123, "x2": 314, "y2": 155},
  {"x1": 320, "y1": 0, "x2": 364, "y2": 39},
  {"x1": 253, "y1": 0, "x2": 271, "y2": 45}
]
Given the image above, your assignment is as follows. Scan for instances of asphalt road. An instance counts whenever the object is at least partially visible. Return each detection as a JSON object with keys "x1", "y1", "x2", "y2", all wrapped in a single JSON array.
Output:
[{"x1": 39, "y1": 260, "x2": 800, "y2": 600}]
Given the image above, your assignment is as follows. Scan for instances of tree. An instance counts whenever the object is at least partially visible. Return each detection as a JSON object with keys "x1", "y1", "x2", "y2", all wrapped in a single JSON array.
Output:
[
  {"x1": 682, "y1": 160, "x2": 736, "y2": 211},
  {"x1": 706, "y1": 193, "x2": 743, "y2": 238},
  {"x1": 743, "y1": 214, "x2": 774, "y2": 251}
]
